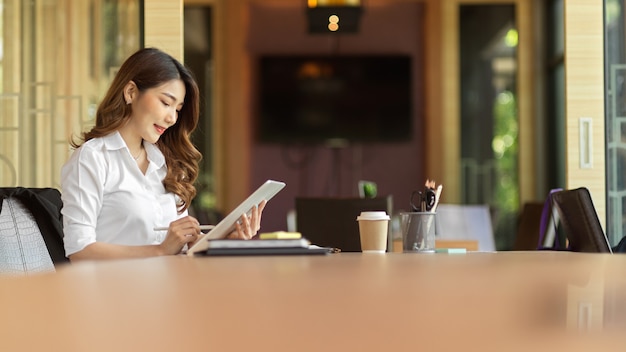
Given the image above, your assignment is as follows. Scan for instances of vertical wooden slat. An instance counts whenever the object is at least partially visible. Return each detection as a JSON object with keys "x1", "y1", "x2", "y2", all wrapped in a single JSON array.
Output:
[
  {"x1": 440, "y1": 0, "x2": 461, "y2": 203},
  {"x1": 144, "y1": 0, "x2": 184, "y2": 61},
  {"x1": 222, "y1": 0, "x2": 251, "y2": 211},
  {"x1": 0, "y1": 0, "x2": 22, "y2": 186},
  {"x1": 424, "y1": 0, "x2": 445, "y2": 196},
  {"x1": 516, "y1": 0, "x2": 536, "y2": 205},
  {"x1": 563, "y1": 0, "x2": 606, "y2": 228}
]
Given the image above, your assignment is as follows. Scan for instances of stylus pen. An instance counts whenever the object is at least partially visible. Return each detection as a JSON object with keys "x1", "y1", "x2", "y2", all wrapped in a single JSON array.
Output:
[{"x1": 153, "y1": 225, "x2": 215, "y2": 231}]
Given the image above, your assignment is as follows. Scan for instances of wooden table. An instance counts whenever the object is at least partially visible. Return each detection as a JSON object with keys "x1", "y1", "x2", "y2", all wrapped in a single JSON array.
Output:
[{"x1": 1, "y1": 252, "x2": 626, "y2": 351}]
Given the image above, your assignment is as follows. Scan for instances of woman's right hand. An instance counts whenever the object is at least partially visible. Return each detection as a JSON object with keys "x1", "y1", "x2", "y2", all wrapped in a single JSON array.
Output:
[{"x1": 158, "y1": 216, "x2": 201, "y2": 255}]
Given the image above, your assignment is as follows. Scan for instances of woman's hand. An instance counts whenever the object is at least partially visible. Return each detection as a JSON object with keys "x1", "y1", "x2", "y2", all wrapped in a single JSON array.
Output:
[
  {"x1": 158, "y1": 215, "x2": 201, "y2": 255},
  {"x1": 227, "y1": 200, "x2": 267, "y2": 240}
]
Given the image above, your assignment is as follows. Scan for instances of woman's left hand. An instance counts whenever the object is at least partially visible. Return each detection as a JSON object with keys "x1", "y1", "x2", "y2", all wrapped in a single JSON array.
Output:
[{"x1": 227, "y1": 200, "x2": 267, "y2": 240}]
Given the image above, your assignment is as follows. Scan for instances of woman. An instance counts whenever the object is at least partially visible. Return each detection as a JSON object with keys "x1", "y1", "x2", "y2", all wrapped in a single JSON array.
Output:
[{"x1": 62, "y1": 48, "x2": 264, "y2": 261}]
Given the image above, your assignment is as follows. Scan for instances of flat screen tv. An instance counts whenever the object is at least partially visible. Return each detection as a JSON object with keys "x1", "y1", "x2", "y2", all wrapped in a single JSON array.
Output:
[{"x1": 256, "y1": 55, "x2": 412, "y2": 145}]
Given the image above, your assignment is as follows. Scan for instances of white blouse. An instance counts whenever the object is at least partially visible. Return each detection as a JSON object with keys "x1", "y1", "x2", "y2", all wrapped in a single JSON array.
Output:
[{"x1": 61, "y1": 131, "x2": 186, "y2": 256}]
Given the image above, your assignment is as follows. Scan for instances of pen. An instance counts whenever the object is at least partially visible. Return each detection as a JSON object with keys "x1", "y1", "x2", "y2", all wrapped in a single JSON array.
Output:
[
  {"x1": 431, "y1": 184, "x2": 443, "y2": 213},
  {"x1": 153, "y1": 225, "x2": 215, "y2": 231}
]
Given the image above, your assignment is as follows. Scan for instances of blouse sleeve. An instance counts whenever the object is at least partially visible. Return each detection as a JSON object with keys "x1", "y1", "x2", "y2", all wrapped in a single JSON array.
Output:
[{"x1": 61, "y1": 146, "x2": 107, "y2": 256}]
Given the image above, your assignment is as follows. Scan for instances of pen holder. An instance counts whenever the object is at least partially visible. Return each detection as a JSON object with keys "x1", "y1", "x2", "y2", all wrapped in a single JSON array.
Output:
[{"x1": 400, "y1": 212, "x2": 436, "y2": 253}]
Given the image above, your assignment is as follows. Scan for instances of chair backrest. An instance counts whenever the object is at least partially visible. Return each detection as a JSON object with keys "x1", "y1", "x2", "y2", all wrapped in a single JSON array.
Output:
[
  {"x1": 0, "y1": 197, "x2": 55, "y2": 275},
  {"x1": 551, "y1": 187, "x2": 612, "y2": 253},
  {"x1": 512, "y1": 201, "x2": 544, "y2": 250},
  {"x1": 0, "y1": 187, "x2": 68, "y2": 275},
  {"x1": 537, "y1": 188, "x2": 564, "y2": 250},
  {"x1": 434, "y1": 204, "x2": 496, "y2": 251},
  {"x1": 295, "y1": 196, "x2": 393, "y2": 252}
]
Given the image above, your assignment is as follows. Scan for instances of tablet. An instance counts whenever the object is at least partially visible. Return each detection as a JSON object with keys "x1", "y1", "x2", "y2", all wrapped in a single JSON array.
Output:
[{"x1": 186, "y1": 180, "x2": 286, "y2": 255}]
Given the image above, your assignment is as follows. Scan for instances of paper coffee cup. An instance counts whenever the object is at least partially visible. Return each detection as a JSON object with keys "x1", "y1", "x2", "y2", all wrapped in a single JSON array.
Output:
[{"x1": 356, "y1": 211, "x2": 390, "y2": 253}]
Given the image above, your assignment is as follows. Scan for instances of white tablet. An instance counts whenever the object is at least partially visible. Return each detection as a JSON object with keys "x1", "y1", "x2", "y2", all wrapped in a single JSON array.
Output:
[{"x1": 187, "y1": 180, "x2": 286, "y2": 256}]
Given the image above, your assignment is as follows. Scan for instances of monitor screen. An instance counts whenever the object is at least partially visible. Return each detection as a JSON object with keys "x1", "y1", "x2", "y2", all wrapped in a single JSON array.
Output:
[{"x1": 256, "y1": 55, "x2": 412, "y2": 144}]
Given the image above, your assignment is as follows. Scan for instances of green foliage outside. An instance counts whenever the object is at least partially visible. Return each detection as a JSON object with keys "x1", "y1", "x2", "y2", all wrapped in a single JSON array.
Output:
[{"x1": 492, "y1": 90, "x2": 519, "y2": 249}]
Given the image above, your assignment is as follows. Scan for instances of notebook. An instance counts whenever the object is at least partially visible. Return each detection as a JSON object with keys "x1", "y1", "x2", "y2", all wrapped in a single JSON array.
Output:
[{"x1": 201, "y1": 246, "x2": 330, "y2": 256}]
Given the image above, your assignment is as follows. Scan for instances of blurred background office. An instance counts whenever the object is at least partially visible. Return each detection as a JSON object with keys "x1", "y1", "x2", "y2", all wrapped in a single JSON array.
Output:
[{"x1": 0, "y1": 0, "x2": 621, "y2": 250}]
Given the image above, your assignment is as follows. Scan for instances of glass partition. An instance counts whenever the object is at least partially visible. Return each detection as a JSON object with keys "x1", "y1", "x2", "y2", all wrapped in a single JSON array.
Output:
[
  {"x1": 546, "y1": 0, "x2": 565, "y2": 191},
  {"x1": 605, "y1": 0, "x2": 626, "y2": 246},
  {"x1": 459, "y1": 4, "x2": 519, "y2": 249},
  {"x1": 0, "y1": 0, "x2": 142, "y2": 188},
  {"x1": 184, "y1": 5, "x2": 215, "y2": 213}
]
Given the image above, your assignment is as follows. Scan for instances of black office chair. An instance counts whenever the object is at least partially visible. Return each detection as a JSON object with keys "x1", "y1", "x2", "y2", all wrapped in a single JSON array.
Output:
[
  {"x1": 512, "y1": 201, "x2": 544, "y2": 250},
  {"x1": 295, "y1": 196, "x2": 393, "y2": 252},
  {"x1": 0, "y1": 187, "x2": 69, "y2": 275},
  {"x1": 551, "y1": 187, "x2": 612, "y2": 253}
]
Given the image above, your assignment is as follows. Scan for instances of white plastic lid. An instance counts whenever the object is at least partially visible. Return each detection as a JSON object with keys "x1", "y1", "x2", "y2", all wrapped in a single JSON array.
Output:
[{"x1": 356, "y1": 211, "x2": 390, "y2": 221}]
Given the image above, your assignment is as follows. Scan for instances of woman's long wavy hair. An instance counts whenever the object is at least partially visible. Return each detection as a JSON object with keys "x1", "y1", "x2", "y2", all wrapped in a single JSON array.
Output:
[{"x1": 72, "y1": 48, "x2": 202, "y2": 213}]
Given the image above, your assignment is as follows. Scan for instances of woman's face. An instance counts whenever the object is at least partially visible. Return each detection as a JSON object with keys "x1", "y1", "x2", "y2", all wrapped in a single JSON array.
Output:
[{"x1": 127, "y1": 79, "x2": 186, "y2": 144}]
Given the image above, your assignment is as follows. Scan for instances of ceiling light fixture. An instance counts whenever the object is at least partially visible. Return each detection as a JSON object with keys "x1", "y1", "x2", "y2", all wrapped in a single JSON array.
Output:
[{"x1": 306, "y1": 0, "x2": 362, "y2": 34}]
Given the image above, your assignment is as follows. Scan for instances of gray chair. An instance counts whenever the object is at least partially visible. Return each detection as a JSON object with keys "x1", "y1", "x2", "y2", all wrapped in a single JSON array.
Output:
[
  {"x1": 0, "y1": 188, "x2": 68, "y2": 275},
  {"x1": 551, "y1": 187, "x2": 612, "y2": 253}
]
